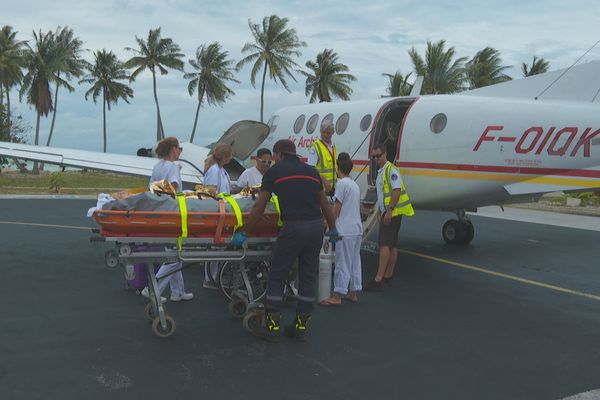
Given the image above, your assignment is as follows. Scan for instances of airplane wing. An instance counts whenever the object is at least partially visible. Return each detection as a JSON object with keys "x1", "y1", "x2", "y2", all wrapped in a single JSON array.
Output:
[
  {"x1": 504, "y1": 166, "x2": 600, "y2": 195},
  {"x1": 0, "y1": 141, "x2": 204, "y2": 184},
  {"x1": 465, "y1": 60, "x2": 600, "y2": 102}
]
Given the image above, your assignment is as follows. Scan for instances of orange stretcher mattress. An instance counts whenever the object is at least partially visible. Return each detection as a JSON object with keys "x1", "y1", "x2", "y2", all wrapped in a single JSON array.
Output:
[{"x1": 93, "y1": 208, "x2": 279, "y2": 243}]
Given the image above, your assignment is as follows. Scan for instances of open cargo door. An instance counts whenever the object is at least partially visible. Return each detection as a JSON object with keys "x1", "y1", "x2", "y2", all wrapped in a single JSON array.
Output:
[{"x1": 215, "y1": 120, "x2": 270, "y2": 160}]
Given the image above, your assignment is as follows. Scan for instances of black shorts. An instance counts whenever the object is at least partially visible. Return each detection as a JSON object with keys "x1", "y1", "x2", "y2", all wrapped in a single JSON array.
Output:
[{"x1": 378, "y1": 215, "x2": 403, "y2": 248}]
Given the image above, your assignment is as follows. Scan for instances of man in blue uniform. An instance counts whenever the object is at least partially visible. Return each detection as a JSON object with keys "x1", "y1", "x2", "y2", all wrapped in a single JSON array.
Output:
[{"x1": 233, "y1": 139, "x2": 338, "y2": 342}]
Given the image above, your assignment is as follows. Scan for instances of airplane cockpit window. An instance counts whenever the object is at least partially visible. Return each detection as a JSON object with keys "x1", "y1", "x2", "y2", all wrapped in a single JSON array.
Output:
[
  {"x1": 267, "y1": 115, "x2": 280, "y2": 134},
  {"x1": 335, "y1": 113, "x2": 349, "y2": 135},
  {"x1": 430, "y1": 113, "x2": 447, "y2": 134},
  {"x1": 293, "y1": 114, "x2": 305, "y2": 134},
  {"x1": 360, "y1": 114, "x2": 372, "y2": 132},
  {"x1": 321, "y1": 113, "x2": 334, "y2": 132},
  {"x1": 306, "y1": 113, "x2": 319, "y2": 134}
]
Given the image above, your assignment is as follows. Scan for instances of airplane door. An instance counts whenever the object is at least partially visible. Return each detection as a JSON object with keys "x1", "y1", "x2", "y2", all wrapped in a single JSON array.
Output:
[{"x1": 368, "y1": 98, "x2": 416, "y2": 184}]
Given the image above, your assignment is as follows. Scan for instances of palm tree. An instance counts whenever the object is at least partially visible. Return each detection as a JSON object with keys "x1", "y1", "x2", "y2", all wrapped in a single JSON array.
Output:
[
  {"x1": 522, "y1": 56, "x2": 550, "y2": 77},
  {"x1": 0, "y1": 26, "x2": 27, "y2": 132},
  {"x1": 408, "y1": 40, "x2": 467, "y2": 94},
  {"x1": 301, "y1": 48, "x2": 356, "y2": 103},
  {"x1": 20, "y1": 30, "x2": 65, "y2": 173},
  {"x1": 465, "y1": 47, "x2": 512, "y2": 89},
  {"x1": 45, "y1": 26, "x2": 87, "y2": 147},
  {"x1": 381, "y1": 70, "x2": 413, "y2": 97},
  {"x1": 80, "y1": 50, "x2": 133, "y2": 152},
  {"x1": 183, "y1": 42, "x2": 239, "y2": 143},
  {"x1": 125, "y1": 27, "x2": 184, "y2": 142},
  {"x1": 236, "y1": 15, "x2": 306, "y2": 122}
]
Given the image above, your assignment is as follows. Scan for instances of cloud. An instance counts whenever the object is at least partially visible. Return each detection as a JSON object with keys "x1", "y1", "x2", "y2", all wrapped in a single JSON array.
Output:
[{"x1": 5, "y1": 0, "x2": 600, "y2": 154}]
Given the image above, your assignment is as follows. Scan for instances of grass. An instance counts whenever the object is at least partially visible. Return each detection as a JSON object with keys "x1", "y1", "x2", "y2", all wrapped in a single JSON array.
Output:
[{"x1": 0, "y1": 170, "x2": 148, "y2": 195}]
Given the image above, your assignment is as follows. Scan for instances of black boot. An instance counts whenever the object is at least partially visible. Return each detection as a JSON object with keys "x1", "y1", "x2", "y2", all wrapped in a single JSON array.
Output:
[
  {"x1": 259, "y1": 312, "x2": 282, "y2": 342},
  {"x1": 284, "y1": 313, "x2": 311, "y2": 341}
]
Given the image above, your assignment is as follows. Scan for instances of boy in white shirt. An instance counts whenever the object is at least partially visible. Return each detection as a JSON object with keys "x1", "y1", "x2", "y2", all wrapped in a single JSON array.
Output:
[
  {"x1": 320, "y1": 152, "x2": 363, "y2": 305},
  {"x1": 235, "y1": 148, "x2": 272, "y2": 189}
]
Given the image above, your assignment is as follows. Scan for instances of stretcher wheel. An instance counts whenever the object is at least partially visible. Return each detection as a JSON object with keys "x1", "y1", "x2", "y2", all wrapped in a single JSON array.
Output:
[
  {"x1": 152, "y1": 315, "x2": 176, "y2": 338},
  {"x1": 242, "y1": 310, "x2": 264, "y2": 334},
  {"x1": 105, "y1": 250, "x2": 119, "y2": 268},
  {"x1": 228, "y1": 298, "x2": 247, "y2": 319},
  {"x1": 144, "y1": 303, "x2": 156, "y2": 321},
  {"x1": 118, "y1": 244, "x2": 132, "y2": 256}
]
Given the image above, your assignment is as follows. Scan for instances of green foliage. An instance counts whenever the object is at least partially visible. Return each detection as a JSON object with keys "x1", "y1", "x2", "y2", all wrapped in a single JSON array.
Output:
[
  {"x1": 381, "y1": 71, "x2": 413, "y2": 97},
  {"x1": 49, "y1": 171, "x2": 63, "y2": 192},
  {"x1": 302, "y1": 48, "x2": 356, "y2": 103},
  {"x1": 408, "y1": 40, "x2": 467, "y2": 94},
  {"x1": 236, "y1": 15, "x2": 306, "y2": 121},
  {"x1": 522, "y1": 56, "x2": 550, "y2": 77},
  {"x1": 466, "y1": 47, "x2": 512, "y2": 89}
]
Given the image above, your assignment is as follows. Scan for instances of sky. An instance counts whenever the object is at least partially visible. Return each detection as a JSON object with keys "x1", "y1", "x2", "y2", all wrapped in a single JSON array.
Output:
[{"x1": 4, "y1": 0, "x2": 600, "y2": 155}]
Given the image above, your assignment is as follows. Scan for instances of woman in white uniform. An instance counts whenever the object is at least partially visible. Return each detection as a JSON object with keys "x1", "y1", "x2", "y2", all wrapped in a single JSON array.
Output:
[
  {"x1": 142, "y1": 137, "x2": 194, "y2": 302},
  {"x1": 320, "y1": 152, "x2": 363, "y2": 305},
  {"x1": 202, "y1": 143, "x2": 233, "y2": 289}
]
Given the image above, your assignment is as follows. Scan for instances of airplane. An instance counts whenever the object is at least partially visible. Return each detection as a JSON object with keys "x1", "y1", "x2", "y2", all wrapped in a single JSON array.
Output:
[{"x1": 1, "y1": 61, "x2": 599, "y2": 245}]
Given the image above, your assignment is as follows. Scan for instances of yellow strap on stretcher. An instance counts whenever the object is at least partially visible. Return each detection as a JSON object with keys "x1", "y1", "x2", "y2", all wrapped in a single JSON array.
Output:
[
  {"x1": 218, "y1": 193, "x2": 242, "y2": 236},
  {"x1": 177, "y1": 193, "x2": 188, "y2": 250}
]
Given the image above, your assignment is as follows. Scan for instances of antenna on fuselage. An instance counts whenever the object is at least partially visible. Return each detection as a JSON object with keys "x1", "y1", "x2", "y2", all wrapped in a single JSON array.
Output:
[{"x1": 535, "y1": 39, "x2": 600, "y2": 100}]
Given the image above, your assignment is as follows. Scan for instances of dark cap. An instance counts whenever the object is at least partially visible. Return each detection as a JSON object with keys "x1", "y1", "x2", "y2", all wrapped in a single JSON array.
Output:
[{"x1": 273, "y1": 139, "x2": 297, "y2": 156}]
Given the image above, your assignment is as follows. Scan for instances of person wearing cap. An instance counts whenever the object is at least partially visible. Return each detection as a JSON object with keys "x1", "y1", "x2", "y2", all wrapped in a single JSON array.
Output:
[
  {"x1": 307, "y1": 119, "x2": 337, "y2": 196},
  {"x1": 232, "y1": 139, "x2": 338, "y2": 342},
  {"x1": 364, "y1": 143, "x2": 414, "y2": 291},
  {"x1": 235, "y1": 148, "x2": 272, "y2": 189}
]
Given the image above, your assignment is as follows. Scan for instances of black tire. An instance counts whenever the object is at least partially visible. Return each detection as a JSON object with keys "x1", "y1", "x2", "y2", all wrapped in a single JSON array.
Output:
[
  {"x1": 442, "y1": 219, "x2": 462, "y2": 244},
  {"x1": 228, "y1": 298, "x2": 247, "y2": 319},
  {"x1": 144, "y1": 303, "x2": 156, "y2": 321},
  {"x1": 462, "y1": 220, "x2": 475, "y2": 244},
  {"x1": 219, "y1": 261, "x2": 269, "y2": 301},
  {"x1": 242, "y1": 310, "x2": 264, "y2": 334}
]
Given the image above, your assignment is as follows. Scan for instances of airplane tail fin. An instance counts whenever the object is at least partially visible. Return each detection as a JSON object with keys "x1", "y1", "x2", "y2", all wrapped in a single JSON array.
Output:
[{"x1": 465, "y1": 60, "x2": 600, "y2": 102}]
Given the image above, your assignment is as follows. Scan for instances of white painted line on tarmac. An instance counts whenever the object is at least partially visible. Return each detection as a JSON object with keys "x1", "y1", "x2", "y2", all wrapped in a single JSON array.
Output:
[{"x1": 0, "y1": 220, "x2": 90, "y2": 230}]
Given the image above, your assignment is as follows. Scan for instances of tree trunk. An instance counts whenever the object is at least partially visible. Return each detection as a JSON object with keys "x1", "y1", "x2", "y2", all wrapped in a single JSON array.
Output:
[
  {"x1": 260, "y1": 59, "x2": 268, "y2": 123},
  {"x1": 151, "y1": 70, "x2": 165, "y2": 141},
  {"x1": 103, "y1": 90, "x2": 107, "y2": 152},
  {"x1": 189, "y1": 85, "x2": 205, "y2": 143},
  {"x1": 46, "y1": 81, "x2": 60, "y2": 146},
  {"x1": 32, "y1": 112, "x2": 41, "y2": 174},
  {"x1": 5, "y1": 83, "x2": 11, "y2": 131}
]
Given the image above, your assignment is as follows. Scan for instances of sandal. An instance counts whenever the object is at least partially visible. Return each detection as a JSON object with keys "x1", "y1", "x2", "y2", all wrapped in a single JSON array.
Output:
[{"x1": 342, "y1": 293, "x2": 358, "y2": 303}]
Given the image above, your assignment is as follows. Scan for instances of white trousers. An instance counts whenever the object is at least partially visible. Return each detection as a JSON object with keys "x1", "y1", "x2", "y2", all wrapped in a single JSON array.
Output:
[
  {"x1": 156, "y1": 261, "x2": 185, "y2": 296},
  {"x1": 333, "y1": 235, "x2": 362, "y2": 295}
]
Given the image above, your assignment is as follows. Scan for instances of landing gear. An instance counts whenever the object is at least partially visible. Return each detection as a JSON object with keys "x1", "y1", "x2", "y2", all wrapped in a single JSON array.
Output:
[{"x1": 442, "y1": 210, "x2": 475, "y2": 245}]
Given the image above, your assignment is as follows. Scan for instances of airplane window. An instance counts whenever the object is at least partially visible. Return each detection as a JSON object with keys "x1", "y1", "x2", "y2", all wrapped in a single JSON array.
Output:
[
  {"x1": 430, "y1": 113, "x2": 447, "y2": 134},
  {"x1": 307, "y1": 113, "x2": 319, "y2": 134},
  {"x1": 335, "y1": 113, "x2": 350, "y2": 135},
  {"x1": 321, "y1": 113, "x2": 334, "y2": 132},
  {"x1": 360, "y1": 114, "x2": 372, "y2": 132},
  {"x1": 293, "y1": 114, "x2": 305, "y2": 134},
  {"x1": 268, "y1": 115, "x2": 280, "y2": 134}
]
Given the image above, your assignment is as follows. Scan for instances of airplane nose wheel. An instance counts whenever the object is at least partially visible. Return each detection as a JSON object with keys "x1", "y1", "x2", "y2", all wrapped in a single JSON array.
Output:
[{"x1": 442, "y1": 219, "x2": 474, "y2": 245}]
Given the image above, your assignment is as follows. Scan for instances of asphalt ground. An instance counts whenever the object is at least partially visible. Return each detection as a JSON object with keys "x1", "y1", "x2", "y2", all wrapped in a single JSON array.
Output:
[{"x1": 0, "y1": 199, "x2": 599, "y2": 400}]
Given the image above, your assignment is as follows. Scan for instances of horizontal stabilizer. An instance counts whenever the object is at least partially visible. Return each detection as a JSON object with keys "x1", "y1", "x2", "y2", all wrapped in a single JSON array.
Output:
[
  {"x1": 465, "y1": 60, "x2": 600, "y2": 102},
  {"x1": 0, "y1": 141, "x2": 204, "y2": 184}
]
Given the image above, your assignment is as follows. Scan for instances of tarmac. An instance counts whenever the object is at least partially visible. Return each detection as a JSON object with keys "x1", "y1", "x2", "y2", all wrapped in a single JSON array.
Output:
[{"x1": 1, "y1": 199, "x2": 599, "y2": 400}]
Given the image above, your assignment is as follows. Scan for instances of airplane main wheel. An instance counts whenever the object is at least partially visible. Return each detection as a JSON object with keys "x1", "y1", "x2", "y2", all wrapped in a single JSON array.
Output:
[
  {"x1": 442, "y1": 219, "x2": 474, "y2": 245},
  {"x1": 152, "y1": 315, "x2": 176, "y2": 338},
  {"x1": 462, "y1": 220, "x2": 475, "y2": 244}
]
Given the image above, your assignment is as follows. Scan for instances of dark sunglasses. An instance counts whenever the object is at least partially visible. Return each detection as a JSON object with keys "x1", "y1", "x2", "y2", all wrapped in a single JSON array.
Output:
[
  {"x1": 178, "y1": 147, "x2": 183, "y2": 152},
  {"x1": 259, "y1": 160, "x2": 272, "y2": 166},
  {"x1": 372, "y1": 153, "x2": 383, "y2": 159}
]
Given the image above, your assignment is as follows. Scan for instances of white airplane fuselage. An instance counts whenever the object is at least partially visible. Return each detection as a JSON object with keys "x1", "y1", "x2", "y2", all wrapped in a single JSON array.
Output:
[{"x1": 265, "y1": 95, "x2": 600, "y2": 211}]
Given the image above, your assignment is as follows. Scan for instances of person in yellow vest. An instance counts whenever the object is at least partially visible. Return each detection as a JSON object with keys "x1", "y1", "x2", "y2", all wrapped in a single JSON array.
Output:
[
  {"x1": 364, "y1": 143, "x2": 415, "y2": 291},
  {"x1": 307, "y1": 119, "x2": 337, "y2": 196}
]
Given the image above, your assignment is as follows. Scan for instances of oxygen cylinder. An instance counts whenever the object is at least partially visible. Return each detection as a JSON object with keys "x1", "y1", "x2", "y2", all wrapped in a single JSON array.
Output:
[{"x1": 318, "y1": 240, "x2": 334, "y2": 303}]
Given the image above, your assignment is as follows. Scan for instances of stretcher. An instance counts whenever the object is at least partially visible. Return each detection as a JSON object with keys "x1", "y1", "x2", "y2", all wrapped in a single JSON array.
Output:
[{"x1": 90, "y1": 192, "x2": 281, "y2": 338}]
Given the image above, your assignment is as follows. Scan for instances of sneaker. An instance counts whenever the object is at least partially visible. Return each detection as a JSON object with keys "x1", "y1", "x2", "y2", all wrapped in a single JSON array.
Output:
[
  {"x1": 363, "y1": 279, "x2": 383, "y2": 292},
  {"x1": 141, "y1": 287, "x2": 167, "y2": 303},
  {"x1": 203, "y1": 280, "x2": 219, "y2": 290},
  {"x1": 284, "y1": 313, "x2": 311, "y2": 341},
  {"x1": 170, "y1": 292, "x2": 194, "y2": 302}
]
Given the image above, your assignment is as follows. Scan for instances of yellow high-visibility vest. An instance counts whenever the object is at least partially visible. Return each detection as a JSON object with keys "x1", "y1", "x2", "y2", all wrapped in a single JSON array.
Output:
[
  {"x1": 310, "y1": 139, "x2": 337, "y2": 186},
  {"x1": 382, "y1": 162, "x2": 415, "y2": 217}
]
